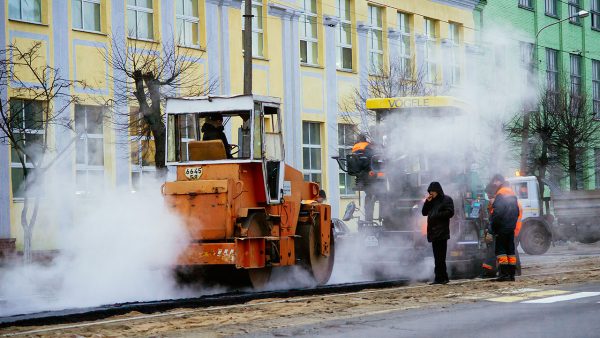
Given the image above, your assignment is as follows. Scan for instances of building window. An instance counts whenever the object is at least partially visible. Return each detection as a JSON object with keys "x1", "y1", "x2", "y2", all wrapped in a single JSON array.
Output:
[
  {"x1": 546, "y1": 48, "x2": 559, "y2": 93},
  {"x1": 593, "y1": 60, "x2": 600, "y2": 118},
  {"x1": 176, "y1": 0, "x2": 200, "y2": 47},
  {"x1": 520, "y1": 42, "x2": 535, "y2": 84},
  {"x1": 336, "y1": 0, "x2": 352, "y2": 71},
  {"x1": 424, "y1": 18, "x2": 438, "y2": 83},
  {"x1": 448, "y1": 22, "x2": 461, "y2": 86},
  {"x1": 302, "y1": 121, "x2": 322, "y2": 185},
  {"x1": 569, "y1": 0, "x2": 582, "y2": 24},
  {"x1": 519, "y1": 0, "x2": 533, "y2": 9},
  {"x1": 241, "y1": 0, "x2": 264, "y2": 57},
  {"x1": 9, "y1": 99, "x2": 43, "y2": 198},
  {"x1": 8, "y1": 0, "x2": 41, "y2": 23},
  {"x1": 75, "y1": 105, "x2": 104, "y2": 194},
  {"x1": 397, "y1": 12, "x2": 411, "y2": 74},
  {"x1": 545, "y1": 0, "x2": 557, "y2": 17},
  {"x1": 127, "y1": 0, "x2": 154, "y2": 40},
  {"x1": 338, "y1": 124, "x2": 356, "y2": 196},
  {"x1": 593, "y1": 0, "x2": 600, "y2": 30},
  {"x1": 300, "y1": 0, "x2": 318, "y2": 65},
  {"x1": 570, "y1": 53, "x2": 582, "y2": 97},
  {"x1": 368, "y1": 5, "x2": 383, "y2": 75},
  {"x1": 130, "y1": 109, "x2": 156, "y2": 191},
  {"x1": 72, "y1": 0, "x2": 101, "y2": 32}
]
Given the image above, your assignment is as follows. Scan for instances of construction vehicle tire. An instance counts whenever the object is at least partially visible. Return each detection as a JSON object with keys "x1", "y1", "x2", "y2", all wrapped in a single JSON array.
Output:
[
  {"x1": 244, "y1": 212, "x2": 273, "y2": 289},
  {"x1": 296, "y1": 222, "x2": 335, "y2": 285},
  {"x1": 520, "y1": 222, "x2": 551, "y2": 255}
]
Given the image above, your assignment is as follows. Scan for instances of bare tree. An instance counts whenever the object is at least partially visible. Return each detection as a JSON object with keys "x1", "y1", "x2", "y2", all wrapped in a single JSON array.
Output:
[
  {"x1": 0, "y1": 42, "x2": 82, "y2": 262},
  {"x1": 339, "y1": 58, "x2": 433, "y2": 137},
  {"x1": 547, "y1": 80, "x2": 600, "y2": 190},
  {"x1": 507, "y1": 86, "x2": 560, "y2": 194},
  {"x1": 101, "y1": 35, "x2": 217, "y2": 176}
]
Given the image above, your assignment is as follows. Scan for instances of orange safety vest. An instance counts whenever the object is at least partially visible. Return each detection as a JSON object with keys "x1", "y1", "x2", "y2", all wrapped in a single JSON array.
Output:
[
  {"x1": 492, "y1": 186, "x2": 523, "y2": 236},
  {"x1": 352, "y1": 142, "x2": 370, "y2": 153}
]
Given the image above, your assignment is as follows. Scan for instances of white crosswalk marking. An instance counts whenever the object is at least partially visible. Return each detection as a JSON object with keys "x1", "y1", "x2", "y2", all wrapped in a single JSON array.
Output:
[{"x1": 522, "y1": 292, "x2": 600, "y2": 304}]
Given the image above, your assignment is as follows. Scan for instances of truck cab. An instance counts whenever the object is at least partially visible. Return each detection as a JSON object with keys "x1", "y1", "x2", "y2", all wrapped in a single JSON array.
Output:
[{"x1": 506, "y1": 176, "x2": 552, "y2": 255}]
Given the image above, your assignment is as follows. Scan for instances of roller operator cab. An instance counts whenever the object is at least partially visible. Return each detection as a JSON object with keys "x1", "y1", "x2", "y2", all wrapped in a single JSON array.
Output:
[{"x1": 163, "y1": 95, "x2": 334, "y2": 288}]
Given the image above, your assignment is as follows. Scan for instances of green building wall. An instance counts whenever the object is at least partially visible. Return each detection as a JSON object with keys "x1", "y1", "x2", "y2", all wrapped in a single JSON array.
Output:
[{"x1": 479, "y1": 0, "x2": 600, "y2": 189}]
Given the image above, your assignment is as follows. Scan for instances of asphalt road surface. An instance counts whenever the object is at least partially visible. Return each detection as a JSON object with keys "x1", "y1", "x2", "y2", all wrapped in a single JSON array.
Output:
[{"x1": 238, "y1": 282, "x2": 600, "y2": 338}]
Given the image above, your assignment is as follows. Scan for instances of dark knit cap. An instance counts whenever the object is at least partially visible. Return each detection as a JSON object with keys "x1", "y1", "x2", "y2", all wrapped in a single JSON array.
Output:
[
  {"x1": 491, "y1": 174, "x2": 505, "y2": 183},
  {"x1": 427, "y1": 181, "x2": 444, "y2": 194}
]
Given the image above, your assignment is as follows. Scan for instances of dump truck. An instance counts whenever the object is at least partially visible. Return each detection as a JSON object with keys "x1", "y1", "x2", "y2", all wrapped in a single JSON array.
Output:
[
  {"x1": 507, "y1": 175, "x2": 600, "y2": 255},
  {"x1": 162, "y1": 95, "x2": 334, "y2": 288},
  {"x1": 335, "y1": 96, "x2": 497, "y2": 278}
]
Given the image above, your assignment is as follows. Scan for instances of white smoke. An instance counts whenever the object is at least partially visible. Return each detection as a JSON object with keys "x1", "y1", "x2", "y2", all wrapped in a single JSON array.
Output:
[
  {"x1": 0, "y1": 173, "x2": 192, "y2": 316},
  {"x1": 329, "y1": 25, "x2": 536, "y2": 283}
]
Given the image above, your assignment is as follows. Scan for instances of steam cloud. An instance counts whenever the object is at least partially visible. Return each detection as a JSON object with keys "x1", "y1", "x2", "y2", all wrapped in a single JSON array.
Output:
[
  {"x1": 329, "y1": 25, "x2": 536, "y2": 283},
  {"x1": 0, "y1": 26, "x2": 537, "y2": 315},
  {"x1": 0, "y1": 173, "x2": 191, "y2": 317}
]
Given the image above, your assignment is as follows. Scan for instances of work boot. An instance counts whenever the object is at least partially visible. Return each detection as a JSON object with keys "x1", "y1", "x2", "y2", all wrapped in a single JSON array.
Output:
[
  {"x1": 494, "y1": 265, "x2": 511, "y2": 282},
  {"x1": 508, "y1": 265, "x2": 516, "y2": 281}
]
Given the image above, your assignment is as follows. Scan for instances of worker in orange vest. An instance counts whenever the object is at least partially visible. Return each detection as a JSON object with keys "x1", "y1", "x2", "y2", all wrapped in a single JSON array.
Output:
[
  {"x1": 487, "y1": 174, "x2": 522, "y2": 281},
  {"x1": 350, "y1": 134, "x2": 379, "y2": 222}
]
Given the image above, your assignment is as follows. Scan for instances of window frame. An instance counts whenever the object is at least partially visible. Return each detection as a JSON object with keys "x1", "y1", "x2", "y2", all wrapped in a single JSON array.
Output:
[
  {"x1": 570, "y1": 53, "x2": 582, "y2": 98},
  {"x1": 448, "y1": 22, "x2": 461, "y2": 86},
  {"x1": 241, "y1": 0, "x2": 265, "y2": 57},
  {"x1": 545, "y1": 0, "x2": 558, "y2": 17},
  {"x1": 302, "y1": 121, "x2": 323, "y2": 185},
  {"x1": 568, "y1": 0, "x2": 582, "y2": 25},
  {"x1": 176, "y1": 0, "x2": 201, "y2": 48},
  {"x1": 518, "y1": 0, "x2": 533, "y2": 10},
  {"x1": 520, "y1": 41, "x2": 535, "y2": 85},
  {"x1": 9, "y1": 99, "x2": 44, "y2": 199},
  {"x1": 397, "y1": 12, "x2": 412, "y2": 75},
  {"x1": 72, "y1": 0, "x2": 102, "y2": 32},
  {"x1": 546, "y1": 48, "x2": 559, "y2": 93},
  {"x1": 592, "y1": 0, "x2": 600, "y2": 31},
  {"x1": 299, "y1": 0, "x2": 319, "y2": 65},
  {"x1": 75, "y1": 105, "x2": 105, "y2": 194},
  {"x1": 336, "y1": 0, "x2": 353, "y2": 71},
  {"x1": 368, "y1": 4, "x2": 384, "y2": 75},
  {"x1": 127, "y1": 0, "x2": 155, "y2": 41},
  {"x1": 129, "y1": 108, "x2": 156, "y2": 191},
  {"x1": 424, "y1": 18, "x2": 438, "y2": 84},
  {"x1": 338, "y1": 124, "x2": 356, "y2": 196},
  {"x1": 8, "y1": 0, "x2": 42, "y2": 24},
  {"x1": 592, "y1": 60, "x2": 600, "y2": 118}
]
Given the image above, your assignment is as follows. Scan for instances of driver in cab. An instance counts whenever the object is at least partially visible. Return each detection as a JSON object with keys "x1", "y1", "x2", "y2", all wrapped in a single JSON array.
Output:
[{"x1": 202, "y1": 113, "x2": 232, "y2": 159}]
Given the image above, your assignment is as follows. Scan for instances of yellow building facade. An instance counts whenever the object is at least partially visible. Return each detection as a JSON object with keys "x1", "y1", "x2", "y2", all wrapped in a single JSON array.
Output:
[{"x1": 1, "y1": 0, "x2": 478, "y2": 251}]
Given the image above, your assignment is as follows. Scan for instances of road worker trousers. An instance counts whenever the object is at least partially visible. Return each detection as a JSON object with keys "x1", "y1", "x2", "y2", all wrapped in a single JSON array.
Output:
[{"x1": 495, "y1": 232, "x2": 517, "y2": 277}]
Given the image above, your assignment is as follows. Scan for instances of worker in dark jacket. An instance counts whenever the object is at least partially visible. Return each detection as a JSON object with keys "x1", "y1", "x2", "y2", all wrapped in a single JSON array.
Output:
[
  {"x1": 350, "y1": 134, "x2": 379, "y2": 222},
  {"x1": 488, "y1": 174, "x2": 520, "y2": 281},
  {"x1": 422, "y1": 182, "x2": 455, "y2": 285},
  {"x1": 202, "y1": 114, "x2": 232, "y2": 159}
]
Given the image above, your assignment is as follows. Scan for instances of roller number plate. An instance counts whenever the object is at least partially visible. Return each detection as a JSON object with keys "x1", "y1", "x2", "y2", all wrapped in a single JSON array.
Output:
[
  {"x1": 364, "y1": 236, "x2": 379, "y2": 247},
  {"x1": 184, "y1": 167, "x2": 203, "y2": 180}
]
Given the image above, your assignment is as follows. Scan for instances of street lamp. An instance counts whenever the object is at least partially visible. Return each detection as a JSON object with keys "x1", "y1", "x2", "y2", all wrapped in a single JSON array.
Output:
[{"x1": 535, "y1": 10, "x2": 590, "y2": 40}]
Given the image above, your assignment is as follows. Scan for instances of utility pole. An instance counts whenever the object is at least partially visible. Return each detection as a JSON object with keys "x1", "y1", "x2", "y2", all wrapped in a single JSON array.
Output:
[{"x1": 243, "y1": 0, "x2": 253, "y2": 95}]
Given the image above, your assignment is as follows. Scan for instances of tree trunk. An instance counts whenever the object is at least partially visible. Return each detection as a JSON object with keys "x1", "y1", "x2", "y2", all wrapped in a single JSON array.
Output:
[
  {"x1": 520, "y1": 111, "x2": 530, "y2": 176},
  {"x1": 568, "y1": 146, "x2": 578, "y2": 191}
]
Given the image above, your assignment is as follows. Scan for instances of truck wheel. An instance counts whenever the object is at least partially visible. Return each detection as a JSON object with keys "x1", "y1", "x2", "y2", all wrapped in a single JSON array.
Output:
[{"x1": 520, "y1": 223, "x2": 551, "y2": 255}]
